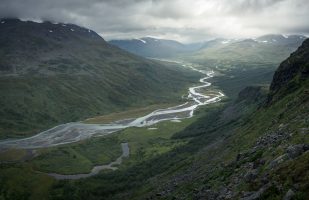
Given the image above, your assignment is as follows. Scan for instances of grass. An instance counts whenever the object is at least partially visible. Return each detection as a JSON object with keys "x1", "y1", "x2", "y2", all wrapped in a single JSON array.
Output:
[
  {"x1": 30, "y1": 136, "x2": 122, "y2": 174},
  {"x1": 2, "y1": 59, "x2": 296, "y2": 199},
  {"x1": 4, "y1": 19, "x2": 205, "y2": 140},
  {"x1": 0, "y1": 149, "x2": 28, "y2": 163},
  {"x1": 0, "y1": 164, "x2": 54, "y2": 200},
  {"x1": 83, "y1": 103, "x2": 179, "y2": 124},
  {"x1": 0, "y1": 109, "x2": 201, "y2": 176},
  {"x1": 28, "y1": 115, "x2": 199, "y2": 174},
  {"x1": 117, "y1": 117, "x2": 196, "y2": 164},
  {"x1": 0, "y1": 56, "x2": 228, "y2": 199},
  {"x1": 0, "y1": 108, "x2": 204, "y2": 200}
]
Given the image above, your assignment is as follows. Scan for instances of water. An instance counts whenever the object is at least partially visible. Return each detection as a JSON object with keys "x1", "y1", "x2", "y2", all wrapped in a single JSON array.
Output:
[{"x1": 0, "y1": 63, "x2": 224, "y2": 149}]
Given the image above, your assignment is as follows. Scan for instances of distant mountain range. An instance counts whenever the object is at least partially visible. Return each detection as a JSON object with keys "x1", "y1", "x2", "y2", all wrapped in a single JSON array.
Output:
[
  {"x1": 0, "y1": 19, "x2": 198, "y2": 138},
  {"x1": 184, "y1": 34, "x2": 307, "y2": 68},
  {"x1": 109, "y1": 34, "x2": 307, "y2": 61},
  {"x1": 109, "y1": 37, "x2": 202, "y2": 58}
]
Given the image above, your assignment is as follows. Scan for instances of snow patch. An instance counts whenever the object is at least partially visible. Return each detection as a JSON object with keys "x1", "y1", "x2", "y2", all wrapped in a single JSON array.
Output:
[
  {"x1": 49, "y1": 30, "x2": 53, "y2": 33},
  {"x1": 88, "y1": 30, "x2": 91, "y2": 33},
  {"x1": 221, "y1": 40, "x2": 230, "y2": 44},
  {"x1": 262, "y1": 40, "x2": 268, "y2": 43},
  {"x1": 62, "y1": 24, "x2": 66, "y2": 27},
  {"x1": 70, "y1": 29, "x2": 74, "y2": 32},
  {"x1": 1, "y1": 21, "x2": 5, "y2": 24},
  {"x1": 148, "y1": 128, "x2": 158, "y2": 130},
  {"x1": 136, "y1": 38, "x2": 146, "y2": 43},
  {"x1": 283, "y1": 35, "x2": 289, "y2": 39}
]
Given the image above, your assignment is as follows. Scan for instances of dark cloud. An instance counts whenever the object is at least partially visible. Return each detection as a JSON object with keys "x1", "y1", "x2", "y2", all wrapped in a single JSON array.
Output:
[{"x1": 0, "y1": 0, "x2": 308, "y2": 42}]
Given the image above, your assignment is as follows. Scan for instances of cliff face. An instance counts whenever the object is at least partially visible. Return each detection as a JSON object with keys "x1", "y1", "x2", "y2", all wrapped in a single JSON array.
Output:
[{"x1": 268, "y1": 38, "x2": 309, "y2": 103}]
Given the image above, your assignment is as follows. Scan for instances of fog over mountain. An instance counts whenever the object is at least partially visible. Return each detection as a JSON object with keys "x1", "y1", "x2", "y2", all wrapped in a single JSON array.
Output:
[{"x1": 0, "y1": 0, "x2": 308, "y2": 42}]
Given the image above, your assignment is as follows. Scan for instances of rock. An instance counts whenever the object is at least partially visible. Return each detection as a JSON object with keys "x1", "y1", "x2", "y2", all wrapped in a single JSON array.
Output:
[
  {"x1": 241, "y1": 183, "x2": 271, "y2": 200},
  {"x1": 194, "y1": 189, "x2": 217, "y2": 200},
  {"x1": 268, "y1": 154, "x2": 288, "y2": 169},
  {"x1": 255, "y1": 130, "x2": 290, "y2": 148},
  {"x1": 273, "y1": 181, "x2": 283, "y2": 192},
  {"x1": 299, "y1": 128, "x2": 308, "y2": 134},
  {"x1": 156, "y1": 193, "x2": 162, "y2": 196},
  {"x1": 286, "y1": 144, "x2": 309, "y2": 159},
  {"x1": 261, "y1": 175, "x2": 269, "y2": 184},
  {"x1": 244, "y1": 170, "x2": 258, "y2": 182},
  {"x1": 283, "y1": 189, "x2": 295, "y2": 200},
  {"x1": 278, "y1": 123, "x2": 287, "y2": 130},
  {"x1": 236, "y1": 153, "x2": 242, "y2": 161},
  {"x1": 224, "y1": 191, "x2": 233, "y2": 199}
]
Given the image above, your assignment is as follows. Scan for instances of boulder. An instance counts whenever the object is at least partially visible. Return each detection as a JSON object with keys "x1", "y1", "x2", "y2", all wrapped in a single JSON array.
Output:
[{"x1": 286, "y1": 144, "x2": 309, "y2": 159}]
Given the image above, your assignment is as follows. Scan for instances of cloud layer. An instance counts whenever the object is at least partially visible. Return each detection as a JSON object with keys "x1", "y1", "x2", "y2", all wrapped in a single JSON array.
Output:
[{"x1": 0, "y1": 0, "x2": 308, "y2": 42}]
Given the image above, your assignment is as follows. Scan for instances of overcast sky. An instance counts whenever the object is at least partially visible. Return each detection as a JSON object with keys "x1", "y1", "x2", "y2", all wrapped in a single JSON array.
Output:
[{"x1": 0, "y1": 0, "x2": 308, "y2": 42}]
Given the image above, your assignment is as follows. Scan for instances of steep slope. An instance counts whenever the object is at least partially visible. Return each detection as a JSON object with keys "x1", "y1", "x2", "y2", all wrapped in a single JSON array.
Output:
[
  {"x1": 268, "y1": 38, "x2": 309, "y2": 103},
  {"x1": 109, "y1": 37, "x2": 201, "y2": 58},
  {"x1": 137, "y1": 38, "x2": 309, "y2": 200},
  {"x1": 0, "y1": 19, "x2": 199, "y2": 138}
]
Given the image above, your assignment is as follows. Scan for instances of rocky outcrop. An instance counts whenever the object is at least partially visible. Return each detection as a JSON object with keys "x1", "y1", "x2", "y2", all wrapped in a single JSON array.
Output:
[
  {"x1": 286, "y1": 144, "x2": 309, "y2": 159},
  {"x1": 268, "y1": 38, "x2": 309, "y2": 103},
  {"x1": 283, "y1": 189, "x2": 295, "y2": 200}
]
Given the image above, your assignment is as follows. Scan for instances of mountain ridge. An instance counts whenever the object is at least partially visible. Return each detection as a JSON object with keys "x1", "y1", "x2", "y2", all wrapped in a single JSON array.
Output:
[
  {"x1": 268, "y1": 38, "x2": 309, "y2": 103},
  {"x1": 0, "y1": 18, "x2": 199, "y2": 139}
]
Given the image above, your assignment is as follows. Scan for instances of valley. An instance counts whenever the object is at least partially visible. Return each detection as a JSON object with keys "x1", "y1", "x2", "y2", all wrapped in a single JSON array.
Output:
[
  {"x1": 0, "y1": 61, "x2": 223, "y2": 149},
  {"x1": 0, "y1": 14, "x2": 308, "y2": 200}
]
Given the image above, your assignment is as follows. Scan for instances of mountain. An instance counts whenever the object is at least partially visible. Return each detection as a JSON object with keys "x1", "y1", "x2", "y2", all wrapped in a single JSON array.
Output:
[
  {"x1": 44, "y1": 39, "x2": 309, "y2": 200},
  {"x1": 109, "y1": 37, "x2": 202, "y2": 58},
  {"x1": 109, "y1": 34, "x2": 306, "y2": 62},
  {"x1": 185, "y1": 34, "x2": 307, "y2": 68},
  {"x1": 0, "y1": 19, "x2": 198, "y2": 138},
  {"x1": 198, "y1": 38, "x2": 240, "y2": 49},
  {"x1": 255, "y1": 34, "x2": 306, "y2": 46},
  {"x1": 0, "y1": 20, "x2": 308, "y2": 200},
  {"x1": 268, "y1": 38, "x2": 309, "y2": 103}
]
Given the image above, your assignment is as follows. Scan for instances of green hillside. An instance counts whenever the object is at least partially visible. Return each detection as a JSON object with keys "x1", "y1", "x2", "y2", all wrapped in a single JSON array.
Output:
[
  {"x1": 42, "y1": 39, "x2": 308, "y2": 200},
  {"x1": 0, "y1": 22, "x2": 308, "y2": 200},
  {"x1": 0, "y1": 19, "x2": 199, "y2": 139}
]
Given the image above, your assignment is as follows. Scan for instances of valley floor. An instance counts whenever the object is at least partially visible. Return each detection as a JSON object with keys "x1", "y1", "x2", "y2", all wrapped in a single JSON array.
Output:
[{"x1": 1, "y1": 57, "x2": 307, "y2": 200}]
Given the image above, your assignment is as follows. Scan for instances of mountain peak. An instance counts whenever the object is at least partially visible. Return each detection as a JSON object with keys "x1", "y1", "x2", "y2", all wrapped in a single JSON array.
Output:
[{"x1": 0, "y1": 18, "x2": 101, "y2": 40}]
